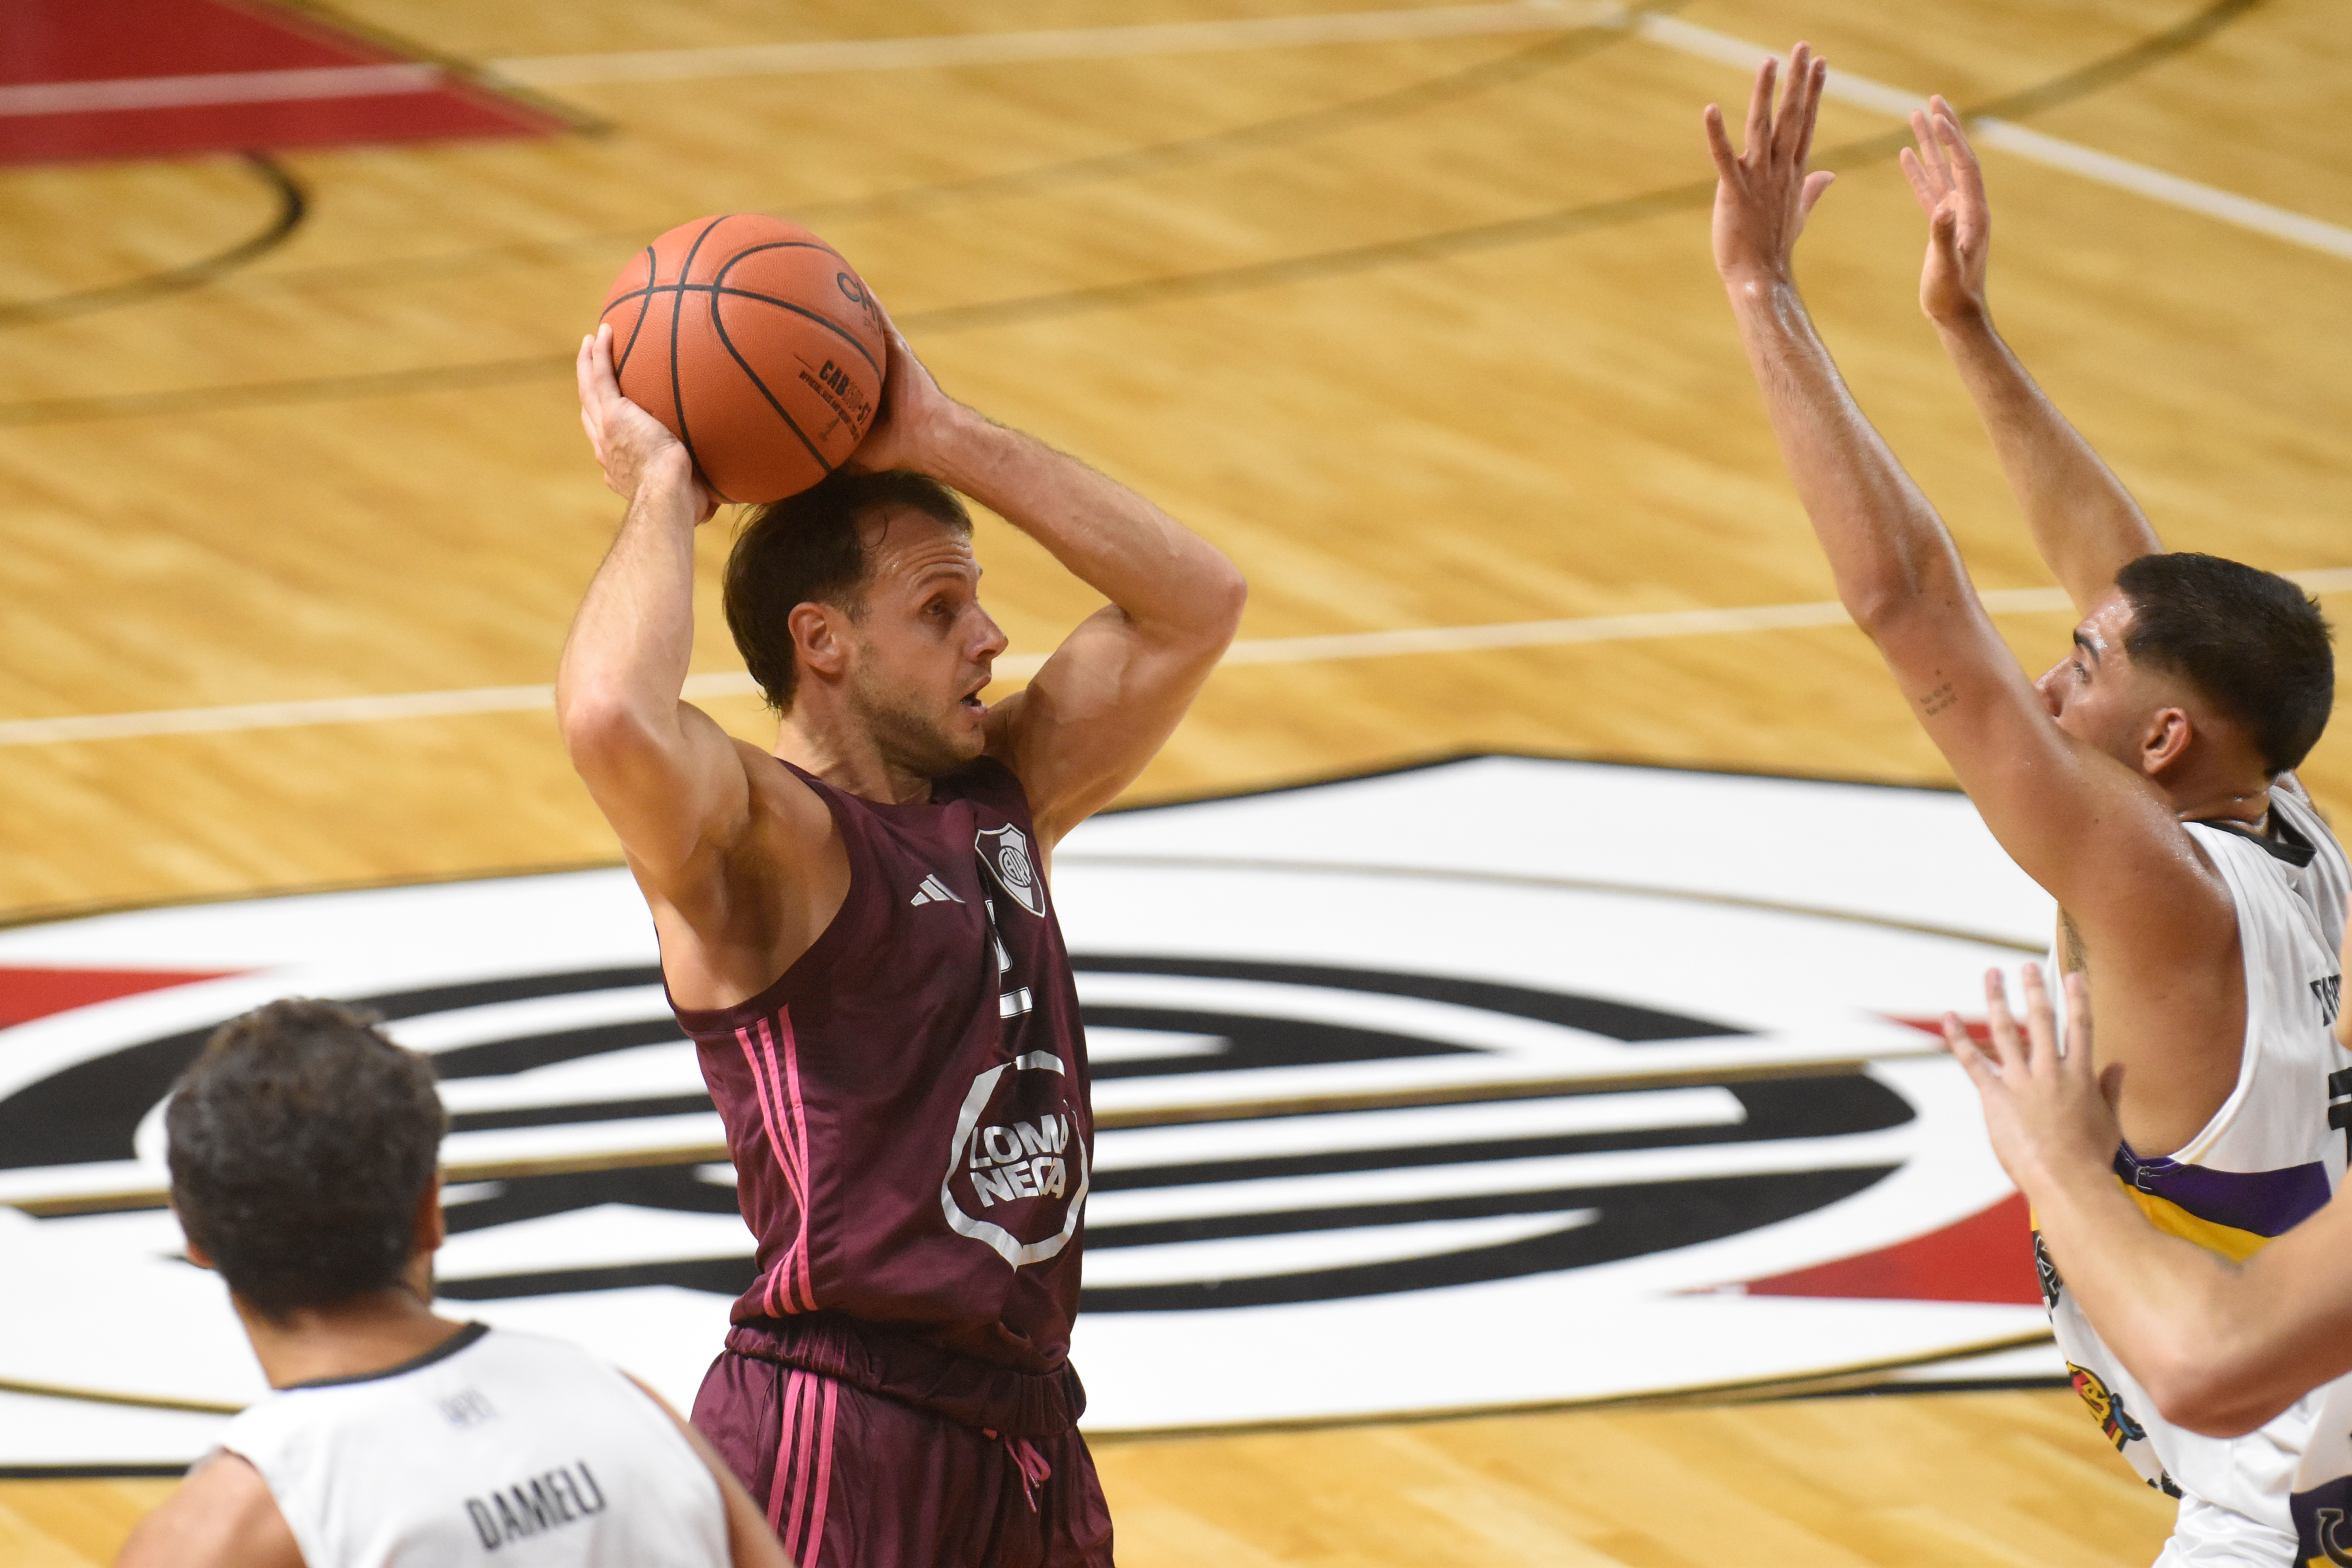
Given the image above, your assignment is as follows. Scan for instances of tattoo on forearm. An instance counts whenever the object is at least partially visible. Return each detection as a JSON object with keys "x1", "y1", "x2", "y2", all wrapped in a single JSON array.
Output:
[{"x1": 1919, "y1": 682, "x2": 1958, "y2": 716}]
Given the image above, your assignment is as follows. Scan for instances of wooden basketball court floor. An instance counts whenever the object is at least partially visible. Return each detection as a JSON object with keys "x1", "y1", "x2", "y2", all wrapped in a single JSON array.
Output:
[{"x1": 3, "y1": 0, "x2": 2349, "y2": 1561}]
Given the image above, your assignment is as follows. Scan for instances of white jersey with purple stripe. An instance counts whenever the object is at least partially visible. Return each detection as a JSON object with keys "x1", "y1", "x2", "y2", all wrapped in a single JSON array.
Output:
[{"x1": 2048, "y1": 781, "x2": 2350, "y2": 1566}]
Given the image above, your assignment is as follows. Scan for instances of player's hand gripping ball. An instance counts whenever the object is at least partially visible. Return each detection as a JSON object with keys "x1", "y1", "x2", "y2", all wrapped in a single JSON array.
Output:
[{"x1": 599, "y1": 215, "x2": 889, "y2": 505}]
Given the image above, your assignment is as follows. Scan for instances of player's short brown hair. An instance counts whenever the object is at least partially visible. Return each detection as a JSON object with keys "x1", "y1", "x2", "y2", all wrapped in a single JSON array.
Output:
[
  {"x1": 724, "y1": 469, "x2": 973, "y2": 711},
  {"x1": 2116, "y1": 552, "x2": 2334, "y2": 776},
  {"x1": 165, "y1": 998, "x2": 446, "y2": 1321}
]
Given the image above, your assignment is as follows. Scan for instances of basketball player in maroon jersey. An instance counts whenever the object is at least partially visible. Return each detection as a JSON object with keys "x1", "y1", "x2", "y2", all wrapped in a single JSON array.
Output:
[{"x1": 561, "y1": 313, "x2": 1244, "y2": 1565}]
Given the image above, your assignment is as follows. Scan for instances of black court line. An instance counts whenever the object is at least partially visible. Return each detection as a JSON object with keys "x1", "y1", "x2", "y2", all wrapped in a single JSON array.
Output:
[
  {"x1": 903, "y1": 0, "x2": 2268, "y2": 332},
  {"x1": 119, "y1": 3, "x2": 1680, "y2": 309},
  {"x1": 0, "y1": 155, "x2": 307, "y2": 329},
  {"x1": 0, "y1": 0, "x2": 621, "y2": 333},
  {"x1": 0, "y1": 0, "x2": 2264, "y2": 427}
]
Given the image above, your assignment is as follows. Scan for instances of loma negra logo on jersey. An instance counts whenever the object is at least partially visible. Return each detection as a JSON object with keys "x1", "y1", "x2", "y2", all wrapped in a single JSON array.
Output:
[
  {"x1": 940, "y1": 1050, "x2": 1089, "y2": 1268},
  {"x1": 963, "y1": 1111, "x2": 1077, "y2": 1206}
]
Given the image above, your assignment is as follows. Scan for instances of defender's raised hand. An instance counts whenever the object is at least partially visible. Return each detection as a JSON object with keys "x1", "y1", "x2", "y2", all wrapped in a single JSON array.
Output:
[
  {"x1": 1704, "y1": 43, "x2": 1836, "y2": 286},
  {"x1": 1941, "y1": 964, "x2": 2120, "y2": 1194},
  {"x1": 1898, "y1": 97, "x2": 1991, "y2": 325}
]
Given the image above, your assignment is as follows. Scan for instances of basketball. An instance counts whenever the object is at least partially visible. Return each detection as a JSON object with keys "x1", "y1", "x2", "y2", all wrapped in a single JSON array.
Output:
[{"x1": 598, "y1": 214, "x2": 889, "y2": 505}]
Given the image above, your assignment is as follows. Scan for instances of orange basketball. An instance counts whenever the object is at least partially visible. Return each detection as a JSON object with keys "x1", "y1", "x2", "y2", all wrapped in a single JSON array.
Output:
[{"x1": 599, "y1": 215, "x2": 888, "y2": 505}]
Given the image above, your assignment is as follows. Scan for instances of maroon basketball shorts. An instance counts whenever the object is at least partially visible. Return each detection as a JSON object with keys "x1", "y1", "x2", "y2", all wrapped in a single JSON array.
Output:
[{"x1": 694, "y1": 1347, "x2": 1114, "y2": 1567}]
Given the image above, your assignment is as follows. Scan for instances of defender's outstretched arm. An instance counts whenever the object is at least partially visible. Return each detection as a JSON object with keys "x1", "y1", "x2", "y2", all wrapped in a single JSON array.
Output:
[
  {"x1": 1945, "y1": 965, "x2": 2352, "y2": 1437},
  {"x1": 1899, "y1": 101, "x2": 2163, "y2": 610},
  {"x1": 1704, "y1": 51, "x2": 2223, "y2": 978},
  {"x1": 849, "y1": 318, "x2": 1246, "y2": 847}
]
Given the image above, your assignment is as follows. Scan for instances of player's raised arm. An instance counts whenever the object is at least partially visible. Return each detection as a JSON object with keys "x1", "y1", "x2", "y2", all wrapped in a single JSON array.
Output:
[
  {"x1": 1704, "y1": 50, "x2": 2188, "y2": 910},
  {"x1": 1945, "y1": 966, "x2": 2352, "y2": 1436},
  {"x1": 1899, "y1": 100, "x2": 2163, "y2": 610},
  {"x1": 847, "y1": 319, "x2": 1246, "y2": 848},
  {"x1": 557, "y1": 325, "x2": 776, "y2": 885}
]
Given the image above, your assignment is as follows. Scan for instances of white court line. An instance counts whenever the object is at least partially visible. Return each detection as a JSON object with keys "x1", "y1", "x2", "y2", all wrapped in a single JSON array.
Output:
[
  {"x1": 0, "y1": 64, "x2": 441, "y2": 119},
  {"x1": 7, "y1": 7, "x2": 2340, "y2": 264},
  {"x1": 1632, "y1": 15, "x2": 2352, "y2": 263},
  {"x1": 487, "y1": 4, "x2": 1616, "y2": 88},
  {"x1": 8, "y1": 570, "x2": 2348, "y2": 748},
  {"x1": 1968, "y1": 120, "x2": 2352, "y2": 262}
]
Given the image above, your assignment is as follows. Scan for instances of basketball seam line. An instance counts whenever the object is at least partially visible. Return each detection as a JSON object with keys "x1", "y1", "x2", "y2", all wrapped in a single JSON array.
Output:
[
  {"x1": 714, "y1": 242, "x2": 884, "y2": 378},
  {"x1": 609, "y1": 245, "x2": 656, "y2": 374},
  {"x1": 601, "y1": 279, "x2": 883, "y2": 382},
  {"x1": 706, "y1": 286, "x2": 835, "y2": 479},
  {"x1": 669, "y1": 217, "x2": 727, "y2": 498},
  {"x1": 600, "y1": 238, "x2": 839, "y2": 300}
]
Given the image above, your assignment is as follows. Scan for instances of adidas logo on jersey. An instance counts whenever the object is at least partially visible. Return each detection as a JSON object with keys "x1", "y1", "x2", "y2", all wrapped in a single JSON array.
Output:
[{"x1": 909, "y1": 874, "x2": 964, "y2": 907}]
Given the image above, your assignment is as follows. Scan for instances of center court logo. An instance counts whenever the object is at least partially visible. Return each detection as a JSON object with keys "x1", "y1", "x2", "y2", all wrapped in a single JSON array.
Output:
[{"x1": 0, "y1": 756, "x2": 2062, "y2": 1445}]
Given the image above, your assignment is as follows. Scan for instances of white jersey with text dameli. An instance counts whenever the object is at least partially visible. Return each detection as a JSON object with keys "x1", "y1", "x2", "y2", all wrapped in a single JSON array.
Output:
[
  {"x1": 2048, "y1": 785, "x2": 2351, "y2": 1568},
  {"x1": 213, "y1": 1324, "x2": 730, "y2": 1568}
]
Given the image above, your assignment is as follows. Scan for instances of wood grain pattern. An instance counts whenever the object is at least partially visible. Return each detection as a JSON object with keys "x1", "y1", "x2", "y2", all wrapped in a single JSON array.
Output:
[{"x1": 1, "y1": 1390, "x2": 2172, "y2": 1565}]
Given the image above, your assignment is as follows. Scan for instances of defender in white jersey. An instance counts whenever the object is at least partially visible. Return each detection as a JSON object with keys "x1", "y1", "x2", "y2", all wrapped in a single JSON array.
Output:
[
  {"x1": 2049, "y1": 786, "x2": 2351, "y2": 1559},
  {"x1": 1709, "y1": 61, "x2": 2338, "y2": 1565},
  {"x1": 1941, "y1": 959, "x2": 2352, "y2": 1568},
  {"x1": 116, "y1": 999, "x2": 785, "y2": 1568}
]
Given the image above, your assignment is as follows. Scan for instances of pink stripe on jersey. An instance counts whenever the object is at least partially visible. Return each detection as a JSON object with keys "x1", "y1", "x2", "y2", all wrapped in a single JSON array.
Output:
[
  {"x1": 762, "y1": 1010, "x2": 817, "y2": 1313},
  {"x1": 733, "y1": 1024, "x2": 797, "y2": 1318}
]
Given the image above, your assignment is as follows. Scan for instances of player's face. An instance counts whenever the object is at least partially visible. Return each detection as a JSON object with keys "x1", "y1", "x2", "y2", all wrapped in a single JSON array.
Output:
[
  {"x1": 842, "y1": 507, "x2": 1007, "y2": 777},
  {"x1": 2035, "y1": 589, "x2": 2178, "y2": 772}
]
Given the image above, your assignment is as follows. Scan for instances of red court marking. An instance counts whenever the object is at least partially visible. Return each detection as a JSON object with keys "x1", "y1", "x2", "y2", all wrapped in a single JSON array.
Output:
[
  {"x1": 0, "y1": 0, "x2": 559, "y2": 166},
  {"x1": 0, "y1": 966, "x2": 243, "y2": 1029},
  {"x1": 1884, "y1": 1013, "x2": 1993, "y2": 1045},
  {"x1": 1739, "y1": 1191, "x2": 2043, "y2": 1305}
]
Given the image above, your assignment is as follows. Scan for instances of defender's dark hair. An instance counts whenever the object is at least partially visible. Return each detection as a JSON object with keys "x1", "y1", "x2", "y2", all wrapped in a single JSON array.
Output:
[
  {"x1": 165, "y1": 998, "x2": 447, "y2": 1321},
  {"x1": 2115, "y1": 552, "x2": 2334, "y2": 776},
  {"x1": 724, "y1": 469, "x2": 973, "y2": 711}
]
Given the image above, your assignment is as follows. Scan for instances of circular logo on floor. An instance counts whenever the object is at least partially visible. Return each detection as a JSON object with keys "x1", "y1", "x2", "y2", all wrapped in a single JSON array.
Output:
[{"x1": 0, "y1": 756, "x2": 2060, "y2": 1449}]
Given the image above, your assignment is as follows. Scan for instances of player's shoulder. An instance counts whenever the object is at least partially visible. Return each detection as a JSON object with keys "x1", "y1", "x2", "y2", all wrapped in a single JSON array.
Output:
[
  {"x1": 117, "y1": 1450, "x2": 301, "y2": 1568},
  {"x1": 444, "y1": 1325, "x2": 635, "y2": 1388},
  {"x1": 732, "y1": 742, "x2": 844, "y2": 843}
]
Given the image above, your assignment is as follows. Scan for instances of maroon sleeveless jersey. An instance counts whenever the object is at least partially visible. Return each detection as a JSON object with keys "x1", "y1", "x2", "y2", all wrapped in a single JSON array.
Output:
[{"x1": 668, "y1": 756, "x2": 1091, "y2": 1376}]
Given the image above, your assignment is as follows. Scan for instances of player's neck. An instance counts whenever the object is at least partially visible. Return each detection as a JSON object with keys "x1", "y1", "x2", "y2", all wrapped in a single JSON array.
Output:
[
  {"x1": 232, "y1": 1276, "x2": 469, "y2": 1391},
  {"x1": 2168, "y1": 775, "x2": 2274, "y2": 834},
  {"x1": 776, "y1": 719, "x2": 937, "y2": 806}
]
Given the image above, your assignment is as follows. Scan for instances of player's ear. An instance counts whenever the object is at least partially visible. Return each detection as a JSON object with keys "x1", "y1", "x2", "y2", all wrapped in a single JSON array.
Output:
[
  {"x1": 2139, "y1": 705, "x2": 2192, "y2": 776},
  {"x1": 171, "y1": 1200, "x2": 215, "y2": 1271},
  {"x1": 790, "y1": 601, "x2": 848, "y2": 679},
  {"x1": 413, "y1": 1175, "x2": 446, "y2": 1256}
]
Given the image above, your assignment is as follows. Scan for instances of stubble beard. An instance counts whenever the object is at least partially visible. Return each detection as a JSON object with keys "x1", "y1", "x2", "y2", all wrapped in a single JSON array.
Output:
[{"x1": 846, "y1": 660, "x2": 976, "y2": 781}]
